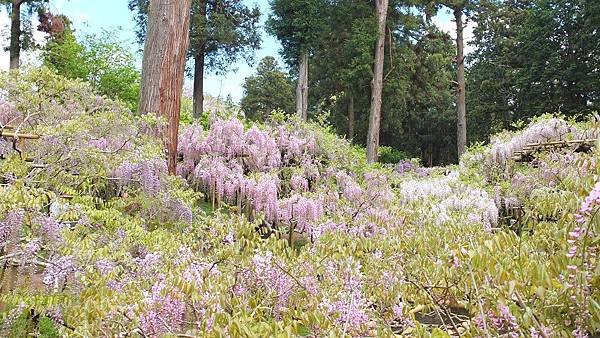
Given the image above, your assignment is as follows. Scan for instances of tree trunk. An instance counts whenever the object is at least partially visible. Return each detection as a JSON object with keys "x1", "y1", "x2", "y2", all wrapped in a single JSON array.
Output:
[
  {"x1": 455, "y1": 8, "x2": 467, "y2": 158},
  {"x1": 139, "y1": 0, "x2": 192, "y2": 174},
  {"x1": 502, "y1": 92, "x2": 510, "y2": 130},
  {"x1": 296, "y1": 51, "x2": 308, "y2": 120},
  {"x1": 348, "y1": 95, "x2": 354, "y2": 140},
  {"x1": 366, "y1": 0, "x2": 388, "y2": 163},
  {"x1": 193, "y1": 50, "x2": 205, "y2": 119},
  {"x1": 302, "y1": 52, "x2": 308, "y2": 120},
  {"x1": 9, "y1": 1, "x2": 21, "y2": 70}
]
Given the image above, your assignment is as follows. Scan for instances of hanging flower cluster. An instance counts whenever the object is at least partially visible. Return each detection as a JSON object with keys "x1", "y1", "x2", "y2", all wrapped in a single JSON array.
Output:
[
  {"x1": 0, "y1": 209, "x2": 24, "y2": 245},
  {"x1": 336, "y1": 171, "x2": 363, "y2": 200},
  {"x1": 474, "y1": 304, "x2": 521, "y2": 337},
  {"x1": 320, "y1": 257, "x2": 370, "y2": 335},
  {"x1": 399, "y1": 175, "x2": 455, "y2": 202},
  {"x1": 37, "y1": 215, "x2": 64, "y2": 243},
  {"x1": 245, "y1": 174, "x2": 280, "y2": 222},
  {"x1": 114, "y1": 157, "x2": 168, "y2": 193},
  {"x1": 278, "y1": 194, "x2": 324, "y2": 236},
  {"x1": 290, "y1": 174, "x2": 309, "y2": 192},
  {"x1": 244, "y1": 126, "x2": 281, "y2": 171},
  {"x1": 574, "y1": 180, "x2": 600, "y2": 225},
  {"x1": 139, "y1": 279, "x2": 187, "y2": 337},
  {"x1": 178, "y1": 118, "x2": 322, "y2": 230},
  {"x1": 42, "y1": 255, "x2": 76, "y2": 291},
  {"x1": 274, "y1": 125, "x2": 316, "y2": 164},
  {"x1": 234, "y1": 251, "x2": 295, "y2": 317}
]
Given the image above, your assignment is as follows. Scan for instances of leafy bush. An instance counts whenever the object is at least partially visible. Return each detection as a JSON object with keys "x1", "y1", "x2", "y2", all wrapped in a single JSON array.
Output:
[
  {"x1": 378, "y1": 145, "x2": 408, "y2": 164},
  {"x1": 42, "y1": 29, "x2": 141, "y2": 111}
]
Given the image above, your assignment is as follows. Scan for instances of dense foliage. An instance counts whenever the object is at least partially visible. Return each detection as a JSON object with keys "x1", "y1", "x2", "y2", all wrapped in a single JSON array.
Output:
[
  {"x1": 240, "y1": 57, "x2": 295, "y2": 120},
  {"x1": 0, "y1": 69, "x2": 598, "y2": 337},
  {"x1": 42, "y1": 28, "x2": 141, "y2": 111},
  {"x1": 129, "y1": 0, "x2": 261, "y2": 73},
  {"x1": 251, "y1": 0, "x2": 600, "y2": 165},
  {"x1": 467, "y1": 0, "x2": 600, "y2": 143}
]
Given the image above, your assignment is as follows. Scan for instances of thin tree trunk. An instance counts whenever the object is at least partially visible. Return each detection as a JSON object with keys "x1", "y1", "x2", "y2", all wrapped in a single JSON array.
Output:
[
  {"x1": 348, "y1": 95, "x2": 354, "y2": 140},
  {"x1": 502, "y1": 110, "x2": 510, "y2": 130},
  {"x1": 193, "y1": 50, "x2": 205, "y2": 119},
  {"x1": 9, "y1": 0, "x2": 22, "y2": 70},
  {"x1": 455, "y1": 7, "x2": 467, "y2": 158},
  {"x1": 366, "y1": 0, "x2": 388, "y2": 163},
  {"x1": 302, "y1": 52, "x2": 308, "y2": 120},
  {"x1": 295, "y1": 57, "x2": 303, "y2": 117},
  {"x1": 296, "y1": 51, "x2": 308, "y2": 120},
  {"x1": 502, "y1": 92, "x2": 510, "y2": 130},
  {"x1": 139, "y1": 0, "x2": 192, "y2": 174}
]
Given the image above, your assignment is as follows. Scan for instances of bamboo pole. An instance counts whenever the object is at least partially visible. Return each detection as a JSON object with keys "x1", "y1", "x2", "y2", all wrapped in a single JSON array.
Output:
[
  {"x1": 525, "y1": 139, "x2": 596, "y2": 147},
  {"x1": 0, "y1": 131, "x2": 40, "y2": 139}
]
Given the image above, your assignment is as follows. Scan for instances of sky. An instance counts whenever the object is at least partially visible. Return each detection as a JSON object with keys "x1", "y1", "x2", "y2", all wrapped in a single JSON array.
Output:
[{"x1": 0, "y1": 0, "x2": 473, "y2": 103}]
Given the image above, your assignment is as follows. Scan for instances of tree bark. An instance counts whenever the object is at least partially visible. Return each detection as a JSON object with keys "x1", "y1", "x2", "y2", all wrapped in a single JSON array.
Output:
[
  {"x1": 139, "y1": 0, "x2": 192, "y2": 174},
  {"x1": 296, "y1": 51, "x2": 308, "y2": 120},
  {"x1": 9, "y1": 0, "x2": 22, "y2": 70},
  {"x1": 502, "y1": 92, "x2": 510, "y2": 130},
  {"x1": 455, "y1": 7, "x2": 467, "y2": 158},
  {"x1": 366, "y1": 0, "x2": 388, "y2": 163},
  {"x1": 302, "y1": 52, "x2": 308, "y2": 120},
  {"x1": 348, "y1": 95, "x2": 354, "y2": 140},
  {"x1": 193, "y1": 50, "x2": 205, "y2": 119}
]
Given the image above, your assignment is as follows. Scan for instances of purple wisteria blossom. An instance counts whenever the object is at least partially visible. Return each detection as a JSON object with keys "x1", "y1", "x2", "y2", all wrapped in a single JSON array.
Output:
[
  {"x1": 474, "y1": 304, "x2": 520, "y2": 337},
  {"x1": 139, "y1": 280, "x2": 186, "y2": 337},
  {"x1": 43, "y1": 255, "x2": 76, "y2": 290},
  {"x1": 320, "y1": 257, "x2": 370, "y2": 334},
  {"x1": 95, "y1": 259, "x2": 115, "y2": 275},
  {"x1": 37, "y1": 216, "x2": 64, "y2": 243},
  {"x1": 0, "y1": 209, "x2": 24, "y2": 245}
]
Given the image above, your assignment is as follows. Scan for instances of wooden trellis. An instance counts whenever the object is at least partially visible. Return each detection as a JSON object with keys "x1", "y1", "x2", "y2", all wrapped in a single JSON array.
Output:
[
  {"x1": 1, "y1": 124, "x2": 41, "y2": 161},
  {"x1": 511, "y1": 138, "x2": 597, "y2": 162}
]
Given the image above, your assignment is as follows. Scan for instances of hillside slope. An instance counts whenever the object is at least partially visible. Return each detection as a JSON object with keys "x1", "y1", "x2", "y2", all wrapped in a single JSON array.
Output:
[{"x1": 0, "y1": 68, "x2": 598, "y2": 337}]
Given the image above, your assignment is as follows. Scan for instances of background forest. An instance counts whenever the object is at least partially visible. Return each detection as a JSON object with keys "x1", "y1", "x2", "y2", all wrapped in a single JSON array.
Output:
[{"x1": 4, "y1": 0, "x2": 598, "y2": 166}]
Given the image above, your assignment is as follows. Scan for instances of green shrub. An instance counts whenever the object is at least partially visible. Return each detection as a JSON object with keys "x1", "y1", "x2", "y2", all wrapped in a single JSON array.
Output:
[{"x1": 378, "y1": 146, "x2": 408, "y2": 164}]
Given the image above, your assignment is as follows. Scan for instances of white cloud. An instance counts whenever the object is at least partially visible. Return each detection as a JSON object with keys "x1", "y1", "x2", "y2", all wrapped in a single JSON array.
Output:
[{"x1": 431, "y1": 9, "x2": 477, "y2": 55}]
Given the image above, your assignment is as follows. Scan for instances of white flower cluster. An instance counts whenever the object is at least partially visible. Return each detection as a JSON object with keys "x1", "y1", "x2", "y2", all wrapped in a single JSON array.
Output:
[
  {"x1": 399, "y1": 174, "x2": 456, "y2": 202},
  {"x1": 399, "y1": 172, "x2": 498, "y2": 229}
]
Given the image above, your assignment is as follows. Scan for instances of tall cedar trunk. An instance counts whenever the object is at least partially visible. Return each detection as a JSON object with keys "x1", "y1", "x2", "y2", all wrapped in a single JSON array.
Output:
[
  {"x1": 9, "y1": 1, "x2": 21, "y2": 70},
  {"x1": 296, "y1": 52, "x2": 308, "y2": 120},
  {"x1": 455, "y1": 8, "x2": 467, "y2": 158},
  {"x1": 139, "y1": 0, "x2": 192, "y2": 174},
  {"x1": 366, "y1": 0, "x2": 388, "y2": 163},
  {"x1": 193, "y1": 50, "x2": 205, "y2": 119},
  {"x1": 348, "y1": 95, "x2": 354, "y2": 140}
]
